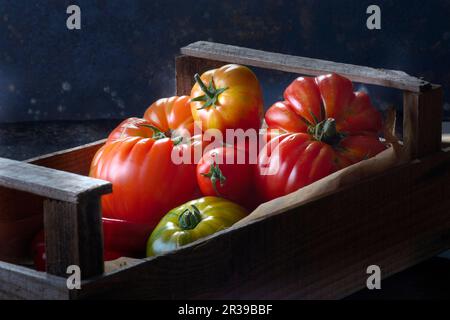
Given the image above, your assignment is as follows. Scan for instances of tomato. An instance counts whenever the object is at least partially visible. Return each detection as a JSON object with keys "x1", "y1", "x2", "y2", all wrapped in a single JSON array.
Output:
[
  {"x1": 90, "y1": 96, "x2": 201, "y2": 231},
  {"x1": 102, "y1": 218, "x2": 150, "y2": 255},
  {"x1": 107, "y1": 96, "x2": 195, "y2": 144},
  {"x1": 31, "y1": 230, "x2": 46, "y2": 272},
  {"x1": 146, "y1": 197, "x2": 248, "y2": 256},
  {"x1": 257, "y1": 73, "x2": 386, "y2": 201},
  {"x1": 283, "y1": 74, "x2": 383, "y2": 134},
  {"x1": 190, "y1": 64, "x2": 264, "y2": 134},
  {"x1": 196, "y1": 146, "x2": 257, "y2": 209}
]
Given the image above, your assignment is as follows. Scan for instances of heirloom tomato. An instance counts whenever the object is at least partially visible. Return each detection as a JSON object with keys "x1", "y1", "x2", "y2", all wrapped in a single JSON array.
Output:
[
  {"x1": 190, "y1": 64, "x2": 264, "y2": 134},
  {"x1": 89, "y1": 96, "x2": 201, "y2": 231},
  {"x1": 257, "y1": 73, "x2": 386, "y2": 201},
  {"x1": 146, "y1": 196, "x2": 248, "y2": 256}
]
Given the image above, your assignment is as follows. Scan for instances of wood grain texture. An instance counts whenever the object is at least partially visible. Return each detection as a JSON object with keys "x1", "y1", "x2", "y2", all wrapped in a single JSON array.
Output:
[
  {"x1": 27, "y1": 139, "x2": 106, "y2": 176},
  {"x1": 0, "y1": 140, "x2": 106, "y2": 264},
  {"x1": 0, "y1": 157, "x2": 111, "y2": 203},
  {"x1": 0, "y1": 260, "x2": 68, "y2": 300},
  {"x1": 403, "y1": 86, "x2": 443, "y2": 159},
  {"x1": 181, "y1": 41, "x2": 430, "y2": 92},
  {"x1": 73, "y1": 150, "x2": 450, "y2": 299},
  {"x1": 44, "y1": 197, "x2": 104, "y2": 278}
]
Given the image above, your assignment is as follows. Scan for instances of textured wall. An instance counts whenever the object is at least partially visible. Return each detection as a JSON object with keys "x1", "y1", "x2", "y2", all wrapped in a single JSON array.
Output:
[{"x1": 0, "y1": 0, "x2": 449, "y2": 123}]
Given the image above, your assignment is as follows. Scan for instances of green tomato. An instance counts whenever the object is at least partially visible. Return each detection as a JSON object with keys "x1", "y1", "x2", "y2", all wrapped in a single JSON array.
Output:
[{"x1": 146, "y1": 196, "x2": 248, "y2": 256}]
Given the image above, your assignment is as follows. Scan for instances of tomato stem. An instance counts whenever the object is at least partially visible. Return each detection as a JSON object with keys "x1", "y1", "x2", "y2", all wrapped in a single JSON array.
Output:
[
  {"x1": 191, "y1": 73, "x2": 228, "y2": 110},
  {"x1": 139, "y1": 124, "x2": 184, "y2": 145},
  {"x1": 308, "y1": 118, "x2": 345, "y2": 145},
  {"x1": 201, "y1": 161, "x2": 226, "y2": 196},
  {"x1": 179, "y1": 205, "x2": 202, "y2": 230}
]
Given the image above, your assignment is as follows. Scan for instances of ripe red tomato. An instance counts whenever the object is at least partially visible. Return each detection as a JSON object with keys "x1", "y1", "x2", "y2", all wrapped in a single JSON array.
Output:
[
  {"x1": 257, "y1": 73, "x2": 386, "y2": 201},
  {"x1": 102, "y1": 217, "x2": 150, "y2": 256},
  {"x1": 31, "y1": 230, "x2": 46, "y2": 272},
  {"x1": 197, "y1": 146, "x2": 257, "y2": 209},
  {"x1": 90, "y1": 96, "x2": 201, "y2": 231}
]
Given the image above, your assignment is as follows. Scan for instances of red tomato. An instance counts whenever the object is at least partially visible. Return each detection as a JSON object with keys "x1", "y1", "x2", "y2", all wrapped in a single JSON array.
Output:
[
  {"x1": 197, "y1": 146, "x2": 257, "y2": 209},
  {"x1": 258, "y1": 73, "x2": 386, "y2": 201},
  {"x1": 102, "y1": 217, "x2": 150, "y2": 255},
  {"x1": 90, "y1": 96, "x2": 201, "y2": 231},
  {"x1": 31, "y1": 230, "x2": 46, "y2": 272}
]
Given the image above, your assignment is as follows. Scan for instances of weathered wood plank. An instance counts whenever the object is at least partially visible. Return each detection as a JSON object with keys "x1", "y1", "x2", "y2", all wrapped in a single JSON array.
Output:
[
  {"x1": 44, "y1": 197, "x2": 104, "y2": 279},
  {"x1": 0, "y1": 260, "x2": 69, "y2": 300},
  {"x1": 181, "y1": 41, "x2": 430, "y2": 92},
  {"x1": 27, "y1": 139, "x2": 106, "y2": 176},
  {"x1": 0, "y1": 157, "x2": 111, "y2": 203},
  {"x1": 75, "y1": 150, "x2": 450, "y2": 299},
  {"x1": 403, "y1": 85, "x2": 443, "y2": 159},
  {"x1": 0, "y1": 140, "x2": 106, "y2": 264}
]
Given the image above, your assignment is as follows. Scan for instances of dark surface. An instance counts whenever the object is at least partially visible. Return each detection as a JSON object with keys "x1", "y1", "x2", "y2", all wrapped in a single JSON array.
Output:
[
  {"x1": 0, "y1": 0, "x2": 449, "y2": 123},
  {"x1": 1, "y1": 120, "x2": 450, "y2": 299},
  {"x1": 347, "y1": 257, "x2": 450, "y2": 300},
  {"x1": 0, "y1": 119, "x2": 121, "y2": 160}
]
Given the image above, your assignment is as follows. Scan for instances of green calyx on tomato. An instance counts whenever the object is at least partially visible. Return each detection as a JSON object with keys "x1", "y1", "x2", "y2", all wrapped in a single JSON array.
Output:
[
  {"x1": 191, "y1": 73, "x2": 228, "y2": 110},
  {"x1": 200, "y1": 161, "x2": 226, "y2": 196},
  {"x1": 308, "y1": 118, "x2": 346, "y2": 146},
  {"x1": 139, "y1": 124, "x2": 183, "y2": 145},
  {"x1": 146, "y1": 197, "x2": 248, "y2": 257},
  {"x1": 178, "y1": 205, "x2": 202, "y2": 230}
]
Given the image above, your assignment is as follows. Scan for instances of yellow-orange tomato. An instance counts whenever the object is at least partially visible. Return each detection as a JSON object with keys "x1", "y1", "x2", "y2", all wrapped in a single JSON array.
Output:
[{"x1": 190, "y1": 64, "x2": 263, "y2": 134}]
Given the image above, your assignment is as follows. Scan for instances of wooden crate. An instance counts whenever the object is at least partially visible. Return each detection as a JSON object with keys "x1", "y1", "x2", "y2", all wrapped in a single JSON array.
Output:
[{"x1": 0, "y1": 41, "x2": 449, "y2": 300}]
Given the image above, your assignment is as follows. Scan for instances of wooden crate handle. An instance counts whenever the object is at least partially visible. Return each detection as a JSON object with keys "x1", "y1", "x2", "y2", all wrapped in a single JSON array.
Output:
[
  {"x1": 0, "y1": 157, "x2": 111, "y2": 278},
  {"x1": 178, "y1": 41, "x2": 443, "y2": 159}
]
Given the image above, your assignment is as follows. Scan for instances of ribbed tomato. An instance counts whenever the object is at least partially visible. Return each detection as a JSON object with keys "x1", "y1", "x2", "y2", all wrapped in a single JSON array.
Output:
[
  {"x1": 90, "y1": 96, "x2": 201, "y2": 232},
  {"x1": 257, "y1": 73, "x2": 386, "y2": 201}
]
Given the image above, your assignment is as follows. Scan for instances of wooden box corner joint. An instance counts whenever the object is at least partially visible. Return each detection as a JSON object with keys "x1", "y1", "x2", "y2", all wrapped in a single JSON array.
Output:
[{"x1": 0, "y1": 157, "x2": 111, "y2": 279}]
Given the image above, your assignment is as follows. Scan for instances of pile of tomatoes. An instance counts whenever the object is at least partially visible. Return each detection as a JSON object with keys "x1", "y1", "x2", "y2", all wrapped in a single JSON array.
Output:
[{"x1": 32, "y1": 64, "x2": 386, "y2": 270}]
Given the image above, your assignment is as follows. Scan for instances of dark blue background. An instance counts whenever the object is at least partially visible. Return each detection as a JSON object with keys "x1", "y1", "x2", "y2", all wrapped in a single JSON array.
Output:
[{"x1": 0, "y1": 0, "x2": 449, "y2": 123}]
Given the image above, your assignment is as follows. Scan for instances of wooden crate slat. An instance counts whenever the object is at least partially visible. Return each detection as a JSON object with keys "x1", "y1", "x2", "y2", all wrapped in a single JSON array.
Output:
[
  {"x1": 181, "y1": 41, "x2": 430, "y2": 92},
  {"x1": 44, "y1": 197, "x2": 104, "y2": 278},
  {"x1": 0, "y1": 260, "x2": 69, "y2": 300},
  {"x1": 0, "y1": 139, "x2": 106, "y2": 265},
  {"x1": 0, "y1": 157, "x2": 111, "y2": 203},
  {"x1": 27, "y1": 139, "x2": 106, "y2": 175},
  {"x1": 403, "y1": 86, "x2": 443, "y2": 159}
]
